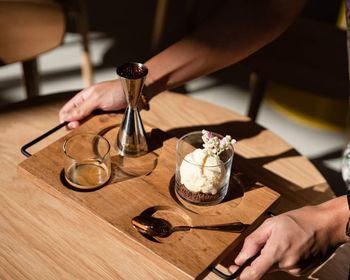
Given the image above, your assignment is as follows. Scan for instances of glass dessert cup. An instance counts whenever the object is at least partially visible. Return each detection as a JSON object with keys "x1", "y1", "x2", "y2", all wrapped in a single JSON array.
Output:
[
  {"x1": 175, "y1": 131, "x2": 234, "y2": 206},
  {"x1": 63, "y1": 133, "x2": 111, "y2": 190}
]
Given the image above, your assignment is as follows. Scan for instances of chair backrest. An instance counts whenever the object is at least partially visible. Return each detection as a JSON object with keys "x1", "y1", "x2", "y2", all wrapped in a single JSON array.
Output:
[{"x1": 0, "y1": 0, "x2": 65, "y2": 65}]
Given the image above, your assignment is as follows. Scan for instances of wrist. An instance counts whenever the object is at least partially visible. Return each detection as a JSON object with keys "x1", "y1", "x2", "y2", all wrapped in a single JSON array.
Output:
[
  {"x1": 319, "y1": 196, "x2": 350, "y2": 245},
  {"x1": 138, "y1": 64, "x2": 158, "y2": 111},
  {"x1": 143, "y1": 63, "x2": 161, "y2": 101}
]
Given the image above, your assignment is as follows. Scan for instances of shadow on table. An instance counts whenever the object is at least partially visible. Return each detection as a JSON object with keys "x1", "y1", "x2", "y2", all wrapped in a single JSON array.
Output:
[
  {"x1": 162, "y1": 122, "x2": 348, "y2": 279},
  {"x1": 161, "y1": 121, "x2": 313, "y2": 198},
  {"x1": 150, "y1": 120, "x2": 346, "y2": 197},
  {"x1": 310, "y1": 148, "x2": 347, "y2": 196}
]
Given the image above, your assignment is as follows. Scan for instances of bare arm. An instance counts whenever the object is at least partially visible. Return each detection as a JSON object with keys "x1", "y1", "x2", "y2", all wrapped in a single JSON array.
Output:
[
  {"x1": 144, "y1": 0, "x2": 307, "y2": 99},
  {"x1": 59, "y1": 0, "x2": 307, "y2": 127}
]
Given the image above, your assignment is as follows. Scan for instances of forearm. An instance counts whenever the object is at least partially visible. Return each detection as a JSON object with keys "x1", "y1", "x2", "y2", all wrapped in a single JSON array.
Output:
[{"x1": 144, "y1": 0, "x2": 307, "y2": 99}]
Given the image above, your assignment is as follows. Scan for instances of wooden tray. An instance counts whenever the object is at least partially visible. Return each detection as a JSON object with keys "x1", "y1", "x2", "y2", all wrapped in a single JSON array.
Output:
[{"x1": 18, "y1": 113, "x2": 280, "y2": 279}]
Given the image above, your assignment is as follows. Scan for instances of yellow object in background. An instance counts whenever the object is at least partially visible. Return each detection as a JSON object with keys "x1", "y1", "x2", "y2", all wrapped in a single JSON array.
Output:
[
  {"x1": 265, "y1": 1, "x2": 348, "y2": 132},
  {"x1": 266, "y1": 83, "x2": 348, "y2": 132},
  {"x1": 337, "y1": 0, "x2": 346, "y2": 30}
]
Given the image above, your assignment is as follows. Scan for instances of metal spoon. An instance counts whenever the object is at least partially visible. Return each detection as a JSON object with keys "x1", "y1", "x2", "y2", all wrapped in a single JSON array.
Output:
[{"x1": 131, "y1": 216, "x2": 247, "y2": 238}]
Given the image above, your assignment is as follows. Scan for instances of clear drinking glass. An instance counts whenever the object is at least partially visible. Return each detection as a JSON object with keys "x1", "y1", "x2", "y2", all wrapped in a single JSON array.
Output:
[
  {"x1": 342, "y1": 143, "x2": 350, "y2": 189},
  {"x1": 341, "y1": 111, "x2": 350, "y2": 192},
  {"x1": 175, "y1": 131, "x2": 234, "y2": 205},
  {"x1": 63, "y1": 133, "x2": 111, "y2": 189}
]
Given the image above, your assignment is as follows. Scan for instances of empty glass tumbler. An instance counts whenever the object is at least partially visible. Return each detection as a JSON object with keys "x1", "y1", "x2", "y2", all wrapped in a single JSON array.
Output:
[{"x1": 63, "y1": 133, "x2": 111, "y2": 189}]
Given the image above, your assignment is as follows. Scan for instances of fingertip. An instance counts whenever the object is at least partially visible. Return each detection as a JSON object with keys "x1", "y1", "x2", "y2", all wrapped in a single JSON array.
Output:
[
  {"x1": 228, "y1": 265, "x2": 239, "y2": 273},
  {"x1": 68, "y1": 121, "x2": 79, "y2": 129},
  {"x1": 235, "y1": 252, "x2": 248, "y2": 266},
  {"x1": 59, "y1": 117, "x2": 66, "y2": 124}
]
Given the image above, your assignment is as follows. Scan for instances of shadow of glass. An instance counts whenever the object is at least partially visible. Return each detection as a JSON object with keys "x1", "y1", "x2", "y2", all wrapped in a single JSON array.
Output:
[
  {"x1": 110, "y1": 152, "x2": 158, "y2": 181},
  {"x1": 164, "y1": 122, "x2": 304, "y2": 188},
  {"x1": 97, "y1": 122, "x2": 160, "y2": 183}
]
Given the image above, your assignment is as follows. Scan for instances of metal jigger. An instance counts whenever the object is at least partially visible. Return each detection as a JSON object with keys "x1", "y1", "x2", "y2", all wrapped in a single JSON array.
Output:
[{"x1": 115, "y1": 62, "x2": 148, "y2": 157}]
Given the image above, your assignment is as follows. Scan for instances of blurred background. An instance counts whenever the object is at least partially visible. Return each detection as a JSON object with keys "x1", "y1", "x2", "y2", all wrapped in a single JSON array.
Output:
[{"x1": 0, "y1": 0, "x2": 348, "y2": 195}]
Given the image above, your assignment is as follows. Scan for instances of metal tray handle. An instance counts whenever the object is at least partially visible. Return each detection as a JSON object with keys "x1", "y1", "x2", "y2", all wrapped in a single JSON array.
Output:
[
  {"x1": 210, "y1": 211, "x2": 275, "y2": 279},
  {"x1": 20, "y1": 109, "x2": 119, "y2": 158},
  {"x1": 21, "y1": 121, "x2": 68, "y2": 158}
]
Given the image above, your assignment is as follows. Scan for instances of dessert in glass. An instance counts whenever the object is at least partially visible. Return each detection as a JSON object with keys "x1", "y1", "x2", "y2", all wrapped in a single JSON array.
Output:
[{"x1": 175, "y1": 130, "x2": 235, "y2": 205}]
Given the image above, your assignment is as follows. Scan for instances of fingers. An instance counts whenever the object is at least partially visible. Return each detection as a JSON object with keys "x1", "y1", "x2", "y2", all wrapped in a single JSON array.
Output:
[
  {"x1": 60, "y1": 92, "x2": 84, "y2": 119},
  {"x1": 238, "y1": 250, "x2": 275, "y2": 280},
  {"x1": 285, "y1": 267, "x2": 302, "y2": 277},
  {"x1": 229, "y1": 255, "x2": 276, "y2": 280},
  {"x1": 60, "y1": 89, "x2": 93, "y2": 120},
  {"x1": 59, "y1": 80, "x2": 127, "y2": 130},
  {"x1": 230, "y1": 220, "x2": 274, "y2": 280},
  {"x1": 235, "y1": 220, "x2": 272, "y2": 266},
  {"x1": 67, "y1": 121, "x2": 80, "y2": 130},
  {"x1": 228, "y1": 264, "x2": 240, "y2": 274},
  {"x1": 59, "y1": 88, "x2": 97, "y2": 127}
]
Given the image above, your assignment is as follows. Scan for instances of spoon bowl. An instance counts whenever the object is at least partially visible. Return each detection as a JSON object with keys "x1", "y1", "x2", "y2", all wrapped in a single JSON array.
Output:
[
  {"x1": 131, "y1": 215, "x2": 247, "y2": 238},
  {"x1": 132, "y1": 216, "x2": 173, "y2": 237}
]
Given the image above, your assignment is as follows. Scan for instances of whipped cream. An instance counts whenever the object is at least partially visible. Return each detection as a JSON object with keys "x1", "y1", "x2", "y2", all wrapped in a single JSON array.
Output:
[{"x1": 180, "y1": 149, "x2": 224, "y2": 194}]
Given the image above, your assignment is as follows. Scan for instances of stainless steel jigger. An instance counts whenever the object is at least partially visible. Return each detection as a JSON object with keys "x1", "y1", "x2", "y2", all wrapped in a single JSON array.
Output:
[{"x1": 115, "y1": 62, "x2": 148, "y2": 157}]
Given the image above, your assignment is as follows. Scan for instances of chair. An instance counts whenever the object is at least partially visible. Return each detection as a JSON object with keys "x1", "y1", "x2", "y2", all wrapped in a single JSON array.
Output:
[
  {"x1": 0, "y1": 0, "x2": 92, "y2": 99},
  {"x1": 59, "y1": 0, "x2": 93, "y2": 86},
  {"x1": 245, "y1": 18, "x2": 348, "y2": 121}
]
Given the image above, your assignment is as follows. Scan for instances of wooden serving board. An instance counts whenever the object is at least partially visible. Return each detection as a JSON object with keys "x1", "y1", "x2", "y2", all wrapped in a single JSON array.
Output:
[{"x1": 18, "y1": 113, "x2": 280, "y2": 279}]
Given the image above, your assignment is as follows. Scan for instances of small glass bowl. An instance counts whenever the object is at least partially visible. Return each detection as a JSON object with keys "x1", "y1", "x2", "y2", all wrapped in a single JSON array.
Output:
[
  {"x1": 63, "y1": 133, "x2": 111, "y2": 190},
  {"x1": 175, "y1": 131, "x2": 234, "y2": 206}
]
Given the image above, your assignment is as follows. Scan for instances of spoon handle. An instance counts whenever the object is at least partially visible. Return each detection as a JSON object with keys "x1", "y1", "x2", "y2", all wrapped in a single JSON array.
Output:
[{"x1": 175, "y1": 222, "x2": 246, "y2": 233}]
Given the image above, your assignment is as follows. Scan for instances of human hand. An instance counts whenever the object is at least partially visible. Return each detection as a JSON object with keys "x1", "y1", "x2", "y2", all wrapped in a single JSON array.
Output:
[
  {"x1": 59, "y1": 80, "x2": 126, "y2": 129},
  {"x1": 229, "y1": 200, "x2": 348, "y2": 280}
]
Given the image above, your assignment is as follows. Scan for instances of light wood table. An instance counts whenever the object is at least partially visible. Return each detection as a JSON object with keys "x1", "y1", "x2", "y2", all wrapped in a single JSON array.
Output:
[{"x1": 0, "y1": 92, "x2": 348, "y2": 279}]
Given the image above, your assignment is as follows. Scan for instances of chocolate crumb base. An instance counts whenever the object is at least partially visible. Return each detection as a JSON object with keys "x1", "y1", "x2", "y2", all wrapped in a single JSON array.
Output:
[{"x1": 176, "y1": 183, "x2": 221, "y2": 203}]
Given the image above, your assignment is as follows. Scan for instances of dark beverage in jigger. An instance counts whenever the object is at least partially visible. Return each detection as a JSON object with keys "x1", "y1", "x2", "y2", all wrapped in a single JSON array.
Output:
[{"x1": 115, "y1": 62, "x2": 148, "y2": 157}]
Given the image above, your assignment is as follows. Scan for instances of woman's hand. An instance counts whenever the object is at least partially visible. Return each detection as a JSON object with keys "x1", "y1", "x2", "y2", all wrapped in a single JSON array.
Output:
[
  {"x1": 229, "y1": 196, "x2": 350, "y2": 280},
  {"x1": 59, "y1": 80, "x2": 126, "y2": 129}
]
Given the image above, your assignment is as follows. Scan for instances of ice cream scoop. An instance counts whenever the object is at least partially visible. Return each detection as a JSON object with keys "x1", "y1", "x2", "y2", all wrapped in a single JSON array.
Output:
[{"x1": 180, "y1": 149, "x2": 224, "y2": 194}]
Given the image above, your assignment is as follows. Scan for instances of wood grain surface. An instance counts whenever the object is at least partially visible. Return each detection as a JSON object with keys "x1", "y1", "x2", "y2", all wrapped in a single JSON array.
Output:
[
  {"x1": 0, "y1": 92, "x2": 348, "y2": 279},
  {"x1": 18, "y1": 113, "x2": 279, "y2": 279}
]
